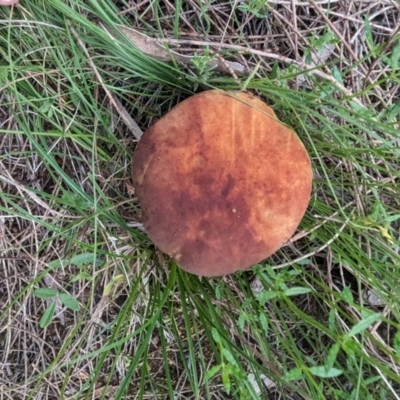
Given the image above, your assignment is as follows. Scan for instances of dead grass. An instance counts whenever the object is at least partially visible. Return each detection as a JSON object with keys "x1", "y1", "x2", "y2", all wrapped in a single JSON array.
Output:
[{"x1": 1, "y1": 0, "x2": 400, "y2": 399}]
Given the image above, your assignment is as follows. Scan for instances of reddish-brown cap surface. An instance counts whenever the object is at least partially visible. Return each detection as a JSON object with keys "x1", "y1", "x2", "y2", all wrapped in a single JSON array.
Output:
[
  {"x1": 0, "y1": 0, "x2": 19, "y2": 5},
  {"x1": 131, "y1": 90, "x2": 312, "y2": 276}
]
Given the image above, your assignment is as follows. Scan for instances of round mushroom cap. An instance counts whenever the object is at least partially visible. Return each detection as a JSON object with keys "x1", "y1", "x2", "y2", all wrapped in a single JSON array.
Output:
[
  {"x1": 132, "y1": 90, "x2": 312, "y2": 276},
  {"x1": 0, "y1": 0, "x2": 19, "y2": 5}
]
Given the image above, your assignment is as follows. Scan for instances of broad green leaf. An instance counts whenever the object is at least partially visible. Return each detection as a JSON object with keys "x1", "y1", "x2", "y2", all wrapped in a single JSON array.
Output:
[
  {"x1": 48, "y1": 254, "x2": 103, "y2": 269},
  {"x1": 284, "y1": 367, "x2": 303, "y2": 381},
  {"x1": 59, "y1": 293, "x2": 80, "y2": 311},
  {"x1": 34, "y1": 288, "x2": 58, "y2": 298},
  {"x1": 222, "y1": 348, "x2": 237, "y2": 366},
  {"x1": 270, "y1": 62, "x2": 280, "y2": 79},
  {"x1": 221, "y1": 368, "x2": 231, "y2": 394},
  {"x1": 61, "y1": 191, "x2": 90, "y2": 210},
  {"x1": 387, "y1": 213, "x2": 400, "y2": 223},
  {"x1": 211, "y1": 327, "x2": 221, "y2": 344},
  {"x1": 345, "y1": 313, "x2": 381, "y2": 339},
  {"x1": 39, "y1": 301, "x2": 56, "y2": 328},
  {"x1": 256, "y1": 290, "x2": 278, "y2": 304},
  {"x1": 364, "y1": 375, "x2": 382, "y2": 386},
  {"x1": 309, "y1": 366, "x2": 343, "y2": 378},
  {"x1": 341, "y1": 286, "x2": 354, "y2": 304},
  {"x1": 70, "y1": 252, "x2": 103, "y2": 267},
  {"x1": 70, "y1": 271, "x2": 93, "y2": 282},
  {"x1": 385, "y1": 102, "x2": 400, "y2": 122},
  {"x1": 204, "y1": 365, "x2": 221, "y2": 381},
  {"x1": 284, "y1": 287, "x2": 312, "y2": 296},
  {"x1": 294, "y1": 258, "x2": 311, "y2": 266},
  {"x1": 326, "y1": 344, "x2": 341, "y2": 369},
  {"x1": 349, "y1": 100, "x2": 366, "y2": 113},
  {"x1": 332, "y1": 66, "x2": 344, "y2": 85},
  {"x1": 48, "y1": 259, "x2": 69, "y2": 269}
]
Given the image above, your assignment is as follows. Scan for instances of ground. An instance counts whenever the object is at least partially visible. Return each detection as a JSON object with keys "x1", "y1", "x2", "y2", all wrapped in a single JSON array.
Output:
[{"x1": 1, "y1": 1, "x2": 400, "y2": 399}]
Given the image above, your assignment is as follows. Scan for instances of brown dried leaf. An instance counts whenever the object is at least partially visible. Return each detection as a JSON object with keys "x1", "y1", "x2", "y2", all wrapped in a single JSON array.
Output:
[{"x1": 101, "y1": 23, "x2": 246, "y2": 75}]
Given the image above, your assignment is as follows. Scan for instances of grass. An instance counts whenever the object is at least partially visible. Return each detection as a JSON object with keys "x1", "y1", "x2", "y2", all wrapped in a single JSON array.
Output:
[{"x1": 1, "y1": 0, "x2": 400, "y2": 399}]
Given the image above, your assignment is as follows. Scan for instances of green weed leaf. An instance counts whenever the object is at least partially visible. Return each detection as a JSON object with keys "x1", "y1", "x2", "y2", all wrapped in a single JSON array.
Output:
[
  {"x1": 221, "y1": 368, "x2": 231, "y2": 394},
  {"x1": 48, "y1": 253, "x2": 102, "y2": 270},
  {"x1": 70, "y1": 253, "x2": 103, "y2": 267},
  {"x1": 326, "y1": 344, "x2": 341, "y2": 369},
  {"x1": 340, "y1": 286, "x2": 354, "y2": 304},
  {"x1": 204, "y1": 365, "x2": 222, "y2": 381},
  {"x1": 48, "y1": 259, "x2": 69, "y2": 269},
  {"x1": 61, "y1": 191, "x2": 91, "y2": 210},
  {"x1": 70, "y1": 271, "x2": 93, "y2": 282},
  {"x1": 256, "y1": 290, "x2": 278, "y2": 304},
  {"x1": 309, "y1": 366, "x2": 343, "y2": 378},
  {"x1": 211, "y1": 328, "x2": 221, "y2": 344},
  {"x1": 284, "y1": 287, "x2": 312, "y2": 296},
  {"x1": 284, "y1": 367, "x2": 303, "y2": 381},
  {"x1": 332, "y1": 66, "x2": 344, "y2": 85},
  {"x1": 34, "y1": 288, "x2": 58, "y2": 298},
  {"x1": 222, "y1": 348, "x2": 237, "y2": 366},
  {"x1": 294, "y1": 258, "x2": 311, "y2": 266},
  {"x1": 59, "y1": 293, "x2": 80, "y2": 311},
  {"x1": 344, "y1": 313, "x2": 381, "y2": 339},
  {"x1": 40, "y1": 301, "x2": 56, "y2": 328}
]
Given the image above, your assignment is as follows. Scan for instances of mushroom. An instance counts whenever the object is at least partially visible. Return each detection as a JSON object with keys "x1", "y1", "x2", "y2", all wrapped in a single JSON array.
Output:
[
  {"x1": 0, "y1": 0, "x2": 19, "y2": 5},
  {"x1": 131, "y1": 90, "x2": 312, "y2": 276}
]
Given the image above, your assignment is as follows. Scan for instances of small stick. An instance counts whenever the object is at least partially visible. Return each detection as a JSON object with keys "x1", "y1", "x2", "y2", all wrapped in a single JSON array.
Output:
[{"x1": 209, "y1": 49, "x2": 240, "y2": 85}]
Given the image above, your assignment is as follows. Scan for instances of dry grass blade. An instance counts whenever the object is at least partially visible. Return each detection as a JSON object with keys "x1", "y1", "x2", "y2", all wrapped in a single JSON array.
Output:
[{"x1": 68, "y1": 21, "x2": 143, "y2": 140}]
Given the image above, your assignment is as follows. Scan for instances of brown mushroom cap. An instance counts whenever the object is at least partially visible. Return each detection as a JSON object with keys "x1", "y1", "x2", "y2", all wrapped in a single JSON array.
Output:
[
  {"x1": 0, "y1": 0, "x2": 19, "y2": 5},
  {"x1": 131, "y1": 90, "x2": 312, "y2": 276}
]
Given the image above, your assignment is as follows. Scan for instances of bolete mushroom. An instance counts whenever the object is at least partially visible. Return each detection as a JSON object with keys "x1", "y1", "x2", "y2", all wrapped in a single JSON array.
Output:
[
  {"x1": 131, "y1": 90, "x2": 312, "y2": 276},
  {"x1": 0, "y1": 0, "x2": 19, "y2": 5}
]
